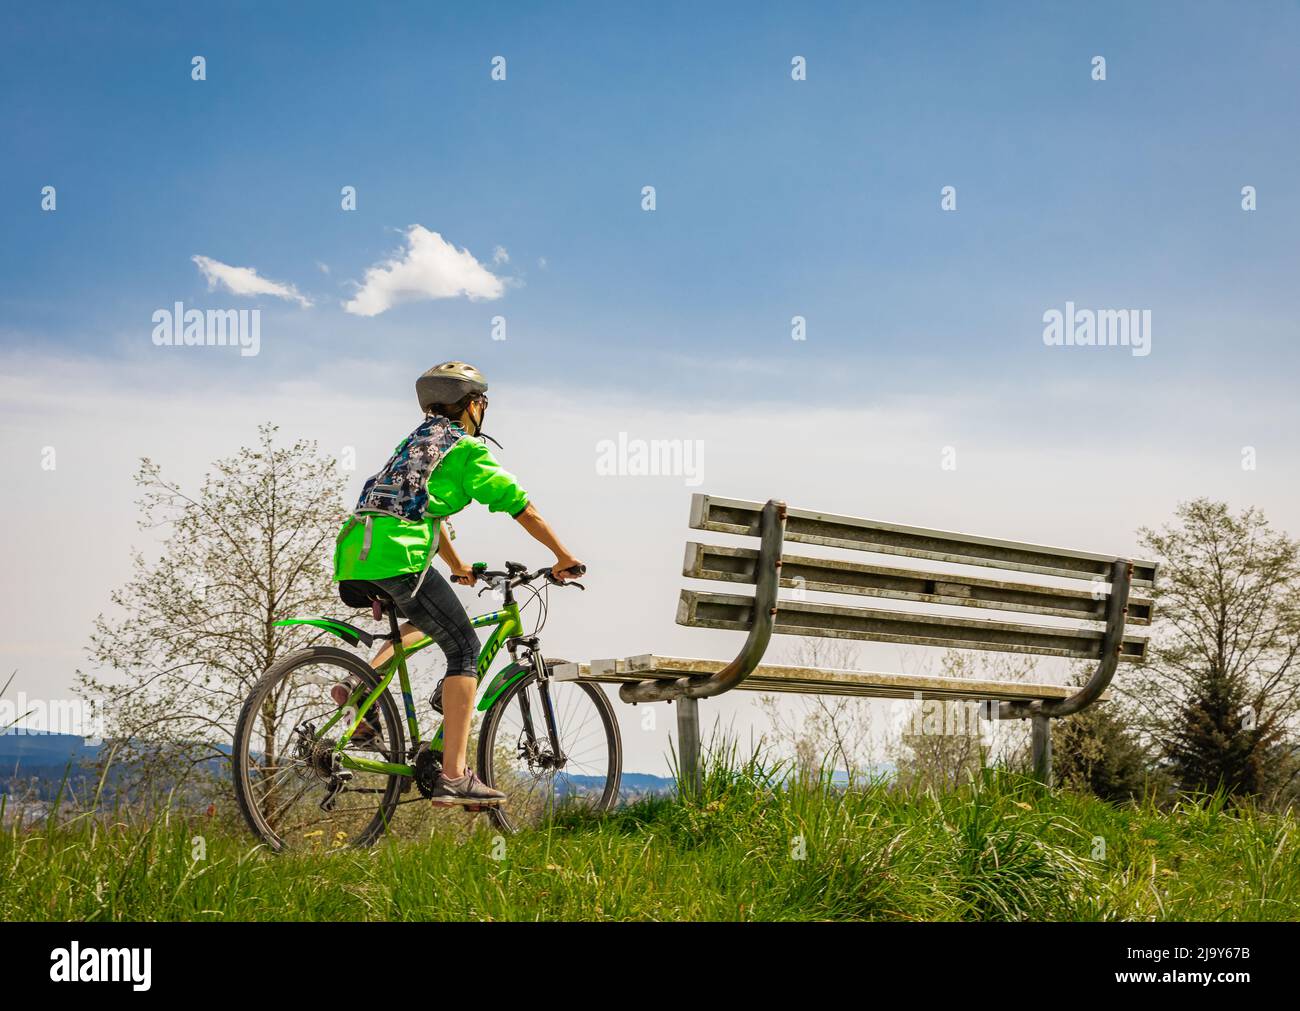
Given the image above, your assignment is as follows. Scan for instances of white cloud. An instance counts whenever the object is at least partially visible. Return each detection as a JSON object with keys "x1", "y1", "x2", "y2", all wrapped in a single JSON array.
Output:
[
  {"x1": 191, "y1": 255, "x2": 312, "y2": 308},
  {"x1": 343, "y1": 225, "x2": 505, "y2": 316},
  {"x1": 492, "y1": 245, "x2": 509, "y2": 265}
]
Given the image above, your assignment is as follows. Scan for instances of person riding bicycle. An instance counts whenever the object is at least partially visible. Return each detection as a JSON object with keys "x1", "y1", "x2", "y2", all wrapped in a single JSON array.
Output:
[{"x1": 332, "y1": 361, "x2": 585, "y2": 808}]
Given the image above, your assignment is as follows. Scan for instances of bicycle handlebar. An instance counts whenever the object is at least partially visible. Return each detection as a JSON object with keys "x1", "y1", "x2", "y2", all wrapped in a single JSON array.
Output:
[{"x1": 453, "y1": 562, "x2": 586, "y2": 591}]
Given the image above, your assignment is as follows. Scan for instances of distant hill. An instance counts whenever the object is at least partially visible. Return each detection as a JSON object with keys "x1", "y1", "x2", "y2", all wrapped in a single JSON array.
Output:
[
  {"x1": 0, "y1": 730, "x2": 681, "y2": 805},
  {"x1": 1, "y1": 731, "x2": 885, "y2": 807},
  {"x1": 0, "y1": 730, "x2": 104, "y2": 791},
  {"x1": 560, "y1": 771, "x2": 678, "y2": 800},
  {"x1": 0, "y1": 730, "x2": 229, "y2": 804}
]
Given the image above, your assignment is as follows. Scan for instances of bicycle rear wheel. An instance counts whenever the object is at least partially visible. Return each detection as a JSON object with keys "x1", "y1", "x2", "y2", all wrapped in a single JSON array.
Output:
[
  {"x1": 476, "y1": 660, "x2": 621, "y2": 833},
  {"x1": 233, "y1": 646, "x2": 406, "y2": 852}
]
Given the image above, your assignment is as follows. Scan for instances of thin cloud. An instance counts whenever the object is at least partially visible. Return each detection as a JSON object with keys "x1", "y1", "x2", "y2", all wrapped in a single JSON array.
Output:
[
  {"x1": 493, "y1": 245, "x2": 510, "y2": 265},
  {"x1": 191, "y1": 255, "x2": 312, "y2": 307},
  {"x1": 343, "y1": 225, "x2": 505, "y2": 316}
]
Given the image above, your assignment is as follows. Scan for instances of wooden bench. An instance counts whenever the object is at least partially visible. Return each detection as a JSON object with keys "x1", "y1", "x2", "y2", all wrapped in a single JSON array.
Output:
[{"x1": 555, "y1": 494, "x2": 1156, "y2": 788}]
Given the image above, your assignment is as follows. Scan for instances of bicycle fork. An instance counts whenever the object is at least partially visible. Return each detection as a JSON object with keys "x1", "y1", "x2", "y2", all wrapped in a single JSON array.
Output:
[{"x1": 514, "y1": 648, "x2": 567, "y2": 770}]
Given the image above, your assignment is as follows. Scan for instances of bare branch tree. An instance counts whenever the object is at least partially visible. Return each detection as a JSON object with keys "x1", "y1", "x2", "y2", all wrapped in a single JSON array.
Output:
[
  {"x1": 76, "y1": 424, "x2": 348, "y2": 804},
  {"x1": 887, "y1": 650, "x2": 1033, "y2": 792},
  {"x1": 755, "y1": 637, "x2": 876, "y2": 787},
  {"x1": 1127, "y1": 499, "x2": 1300, "y2": 801}
]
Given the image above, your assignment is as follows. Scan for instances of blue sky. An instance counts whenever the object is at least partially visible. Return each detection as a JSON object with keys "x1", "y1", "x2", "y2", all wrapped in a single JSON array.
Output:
[
  {"x1": 4, "y1": 0, "x2": 1298, "y2": 405},
  {"x1": 4, "y1": 2, "x2": 1300, "y2": 772}
]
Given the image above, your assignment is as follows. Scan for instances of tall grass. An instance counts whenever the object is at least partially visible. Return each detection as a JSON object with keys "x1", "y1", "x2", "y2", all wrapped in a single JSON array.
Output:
[{"x1": 2, "y1": 738, "x2": 1297, "y2": 922}]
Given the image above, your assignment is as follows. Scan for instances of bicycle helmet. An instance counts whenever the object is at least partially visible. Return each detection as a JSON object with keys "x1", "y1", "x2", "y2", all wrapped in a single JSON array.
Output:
[
  {"x1": 416, "y1": 361, "x2": 501, "y2": 446},
  {"x1": 416, "y1": 361, "x2": 488, "y2": 412}
]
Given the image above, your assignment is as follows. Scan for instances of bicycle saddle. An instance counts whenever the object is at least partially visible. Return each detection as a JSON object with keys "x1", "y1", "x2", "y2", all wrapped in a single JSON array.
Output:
[{"x1": 338, "y1": 580, "x2": 395, "y2": 611}]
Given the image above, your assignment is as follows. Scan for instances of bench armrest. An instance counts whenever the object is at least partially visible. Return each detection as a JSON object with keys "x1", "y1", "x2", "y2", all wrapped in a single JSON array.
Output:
[
  {"x1": 1000, "y1": 557, "x2": 1134, "y2": 720},
  {"x1": 620, "y1": 499, "x2": 787, "y2": 703}
]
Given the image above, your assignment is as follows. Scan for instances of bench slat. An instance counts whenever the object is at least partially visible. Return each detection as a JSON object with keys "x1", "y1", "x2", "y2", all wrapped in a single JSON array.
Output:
[
  {"x1": 566, "y1": 656, "x2": 1104, "y2": 702},
  {"x1": 691, "y1": 494, "x2": 1158, "y2": 587},
  {"x1": 678, "y1": 589, "x2": 1149, "y2": 662},
  {"x1": 685, "y1": 542, "x2": 1153, "y2": 625}
]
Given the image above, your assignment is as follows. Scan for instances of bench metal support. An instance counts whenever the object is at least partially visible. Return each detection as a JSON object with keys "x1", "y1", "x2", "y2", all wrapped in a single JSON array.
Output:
[
  {"x1": 675, "y1": 696, "x2": 702, "y2": 797},
  {"x1": 1001, "y1": 557, "x2": 1134, "y2": 784},
  {"x1": 619, "y1": 498, "x2": 787, "y2": 704},
  {"x1": 1030, "y1": 712, "x2": 1052, "y2": 784}
]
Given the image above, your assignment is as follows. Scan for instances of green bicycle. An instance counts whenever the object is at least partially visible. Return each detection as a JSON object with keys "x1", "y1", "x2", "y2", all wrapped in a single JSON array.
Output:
[{"x1": 232, "y1": 562, "x2": 621, "y2": 851}]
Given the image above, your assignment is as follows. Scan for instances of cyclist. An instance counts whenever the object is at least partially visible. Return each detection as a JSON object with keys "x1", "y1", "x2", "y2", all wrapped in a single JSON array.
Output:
[{"x1": 332, "y1": 361, "x2": 585, "y2": 807}]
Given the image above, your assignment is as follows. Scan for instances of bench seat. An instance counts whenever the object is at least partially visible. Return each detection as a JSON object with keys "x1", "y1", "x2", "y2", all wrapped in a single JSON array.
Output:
[{"x1": 557, "y1": 655, "x2": 1106, "y2": 703}]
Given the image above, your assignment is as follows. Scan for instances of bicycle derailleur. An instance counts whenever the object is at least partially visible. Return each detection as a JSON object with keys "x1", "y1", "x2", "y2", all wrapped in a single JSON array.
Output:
[{"x1": 294, "y1": 721, "x2": 353, "y2": 812}]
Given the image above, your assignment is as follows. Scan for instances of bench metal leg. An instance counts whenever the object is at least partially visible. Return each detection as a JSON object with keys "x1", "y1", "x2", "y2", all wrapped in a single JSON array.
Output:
[
  {"x1": 1030, "y1": 712, "x2": 1052, "y2": 785},
  {"x1": 676, "y1": 697, "x2": 702, "y2": 797}
]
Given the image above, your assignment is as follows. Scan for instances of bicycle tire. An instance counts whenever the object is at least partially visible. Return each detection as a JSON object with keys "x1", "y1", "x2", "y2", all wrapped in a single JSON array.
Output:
[
  {"x1": 233, "y1": 646, "x2": 406, "y2": 852},
  {"x1": 476, "y1": 660, "x2": 621, "y2": 834}
]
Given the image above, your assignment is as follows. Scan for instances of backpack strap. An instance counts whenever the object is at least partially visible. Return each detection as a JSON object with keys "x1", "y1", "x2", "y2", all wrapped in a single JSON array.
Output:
[
  {"x1": 359, "y1": 515, "x2": 375, "y2": 562},
  {"x1": 339, "y1": 513, "x2": 377, "y2": 562},
  {"x1": 411, "y1": 517, "x2": 442, "y2": 595}
]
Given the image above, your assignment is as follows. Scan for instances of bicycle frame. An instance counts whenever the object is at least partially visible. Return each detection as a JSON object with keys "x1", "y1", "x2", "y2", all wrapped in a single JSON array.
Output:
[{"x1": 310, "y1": 598, "x2": 538, "y2": 779}]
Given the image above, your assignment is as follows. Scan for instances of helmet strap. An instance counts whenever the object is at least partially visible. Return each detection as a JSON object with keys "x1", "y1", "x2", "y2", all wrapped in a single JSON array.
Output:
[{"x1": 461, "y1": 398, "x2": 501, "y2": 447}]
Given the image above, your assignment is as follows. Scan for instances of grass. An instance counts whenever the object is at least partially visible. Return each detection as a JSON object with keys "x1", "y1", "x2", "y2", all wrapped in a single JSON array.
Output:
[{"x1": 2, "y1": 744, "x2": 1298, "y2": 921}]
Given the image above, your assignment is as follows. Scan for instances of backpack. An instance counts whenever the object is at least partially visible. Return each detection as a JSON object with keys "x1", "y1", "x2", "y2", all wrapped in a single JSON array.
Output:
[
  {"x1": 354, "y1": 414, "x2": 466, "y2": 521},
  {"x1": 342, "y1": 415, "x2": 467, "y2": 591}
]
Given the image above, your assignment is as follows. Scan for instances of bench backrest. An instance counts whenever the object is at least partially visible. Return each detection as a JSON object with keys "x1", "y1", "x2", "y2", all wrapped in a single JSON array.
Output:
[{"x1": 679, "y1": 494, "x2": 1155, "y2": 665}]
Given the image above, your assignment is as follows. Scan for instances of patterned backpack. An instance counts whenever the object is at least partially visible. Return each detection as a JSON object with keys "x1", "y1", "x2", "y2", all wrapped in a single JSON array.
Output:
[{"x1": 342, "y1": 415, "x2": 467, "y2": 590}]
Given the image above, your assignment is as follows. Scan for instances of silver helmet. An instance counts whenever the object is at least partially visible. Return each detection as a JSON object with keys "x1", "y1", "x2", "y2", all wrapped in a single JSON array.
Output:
[{"x1": 416, "y1": 361, "x2": 488, "y2": 413}]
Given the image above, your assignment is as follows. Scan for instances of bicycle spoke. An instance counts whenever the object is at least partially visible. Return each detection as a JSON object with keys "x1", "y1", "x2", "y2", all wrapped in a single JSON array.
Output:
[
  {"x1": 482, "y1": 675, "x2": 618, "y2": 831},
  {"x1": 234, "y1": 652, "x2": 404, "y2": 851}
]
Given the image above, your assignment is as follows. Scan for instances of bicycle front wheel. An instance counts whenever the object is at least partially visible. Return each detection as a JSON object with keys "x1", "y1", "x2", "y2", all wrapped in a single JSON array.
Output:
[{"x1": 477, "y1": 661, "x2": 621, "y2": 833}]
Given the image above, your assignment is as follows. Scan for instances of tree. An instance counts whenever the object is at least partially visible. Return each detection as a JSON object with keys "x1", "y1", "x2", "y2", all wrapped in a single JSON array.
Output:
[
  {"x1": 1051, "y1": 667, "x2": 1161, "y2": 802},
  {"x1": 889, "y1": 650, "x2": 1033, "y2": 792},
  {"x1": 755, "y1": 637, "x2": 876, "y2": 787},
  {"x1": 1128, "y1": 499, "x2": 1300, "y2": 801},
  {"x1": 77, "y1": 424, "x2": 348, "y2": 802}
]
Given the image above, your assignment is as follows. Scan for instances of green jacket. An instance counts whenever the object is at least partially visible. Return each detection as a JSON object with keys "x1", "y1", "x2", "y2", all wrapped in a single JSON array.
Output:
[{"x1": 333, "y1": 436, "x2": 529, "y2": 582}]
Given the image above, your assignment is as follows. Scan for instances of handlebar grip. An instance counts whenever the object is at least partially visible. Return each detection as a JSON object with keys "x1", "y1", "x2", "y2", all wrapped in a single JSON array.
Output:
[{"x1": 558, "y1": 563, "x2": 586, "y2": 577}]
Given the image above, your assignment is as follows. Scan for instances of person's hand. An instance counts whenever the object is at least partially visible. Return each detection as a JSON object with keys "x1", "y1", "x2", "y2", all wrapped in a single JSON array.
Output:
[
  {"x1": 449, "y1": 563, "x2": 478, "y2": 587},
  {"x1": 551, "y1": 556, "x2": 586, "y2": 582}
]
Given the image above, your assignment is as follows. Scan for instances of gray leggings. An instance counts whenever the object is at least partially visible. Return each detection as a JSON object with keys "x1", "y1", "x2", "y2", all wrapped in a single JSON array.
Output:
[{"x1": 360, "y1": 568, "x2": 481, "y2": 679}]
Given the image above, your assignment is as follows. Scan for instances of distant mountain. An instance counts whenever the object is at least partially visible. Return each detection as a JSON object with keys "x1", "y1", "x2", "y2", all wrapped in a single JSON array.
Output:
[
  {"x1": 1, "y1": 731, "x2": 682, "y2": 806},
  {"x1": 0, "y1": 731, "x2": 114, "y2": 806},
  {"x1": 0, "y1": 730, "x2": 228, "y2": 804},
  {"x1": 0, "y1": 728, "x2": 100, "y2": 761},
  {"x1": 1, "y1": 731, "x2": 890, "y2": 808},
  {"x1": 558, "y1": 771, "x2": 678, "y2": 800}
]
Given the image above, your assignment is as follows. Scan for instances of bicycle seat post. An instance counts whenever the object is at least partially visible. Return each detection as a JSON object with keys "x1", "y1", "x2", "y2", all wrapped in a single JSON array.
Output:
[{"x1": 384, "y1": 600, "x2": 403, "y2": 649}]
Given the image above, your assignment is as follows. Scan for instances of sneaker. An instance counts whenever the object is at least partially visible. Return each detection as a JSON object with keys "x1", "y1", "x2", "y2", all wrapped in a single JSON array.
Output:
[
  {"x1": 427, "y1": 768, "x2": 505, "y2": 808},
  {"x1": 330, "y1": 677, "x2": 384, "y2": 749},
  {"x1": 429, "y1": 677, "x2": 445, "y2": 715}
]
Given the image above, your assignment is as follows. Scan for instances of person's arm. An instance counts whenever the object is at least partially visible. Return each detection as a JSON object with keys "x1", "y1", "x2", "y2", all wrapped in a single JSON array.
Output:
[
  {"x1": 455, "y1": 440, "x2": 586, "y2": 580},
  {"x1": 514, "y1": 502, "x2": 584, "y2": 580},
  {"x1": 438, "y1": 531, "x2": 476, "y2": 586}
]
